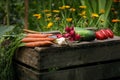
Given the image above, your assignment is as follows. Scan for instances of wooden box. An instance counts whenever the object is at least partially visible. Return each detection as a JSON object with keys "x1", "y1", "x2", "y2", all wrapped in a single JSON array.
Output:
[{"x1": 14, "y1": 36, "x2": 120, "y2": 80}]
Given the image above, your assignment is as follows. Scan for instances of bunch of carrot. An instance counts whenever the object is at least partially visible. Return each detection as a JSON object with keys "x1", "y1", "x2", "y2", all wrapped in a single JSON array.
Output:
[{"x1": 21, "y1": 33, "x2": 56, "y2": 47}]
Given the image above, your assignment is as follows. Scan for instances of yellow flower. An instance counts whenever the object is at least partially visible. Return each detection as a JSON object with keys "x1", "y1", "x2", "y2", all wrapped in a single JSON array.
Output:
[
  {"x1": 91, "y1": 13, "x2": 99, "y2": 18},
  {"x1": 79, "y1": 11, "x2": 86, "y2": 16},
  {"x1": 59, "y1": 5, "x2": 70, "y2": 9},
  {"x1": 47, "y1": 22, "x2": 53, "y2": 28},
  {"x1": 99, "y1": 9, "x2": 105, "y2": 14},
  {"x1": 83, "y1": 16, "x2": 87, "y2": 19},
  {"x1": 46, "y1": 13, "x2": 52, "y2": 17},
  {"x1": 65, "y1": 5, "x2": 70, "y2": 8},
  {"x1": 66, "y1": 18, "x2": 72, "y2": 22},
  {"x1": 79, "y1": 6, "x2": 86, "y2": 9},
  {"x1": 55, "y1": 17, "x2": 60, "y2": 21},
  {"x1": 33, "y1": 14, "x2": 41, "y2": 19},
  {"x1": 70, "y1": 8, "x2": 76, "y2": 12},
  {"x1": 52, "y1": 10, "x2": 60, "y2": 13},
  {"x1": 59, "y1": 6, "x2": 66, "y2": 10},
  {"x1": 43, "y1": 9, "x2": 51, "y2": 13}
]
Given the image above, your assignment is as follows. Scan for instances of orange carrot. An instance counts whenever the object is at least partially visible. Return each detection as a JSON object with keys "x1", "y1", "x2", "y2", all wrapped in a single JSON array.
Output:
[
  {"x1": 21, "y1": 37, "x2": 55, "y2": 42},
  {"x1": 46, "y1": 34, "x2": 53, "y2": 36},
  {"x1": 25, "y1": 33, "x2": 52, "y2": 38},
  {"x1": 24, "y1": 41, "x2": 53, "y2": 47}
]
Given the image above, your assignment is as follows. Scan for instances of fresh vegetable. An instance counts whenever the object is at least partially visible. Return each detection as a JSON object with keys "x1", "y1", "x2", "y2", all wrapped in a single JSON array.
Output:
[
  {"x1": 23, "y1": 41, "x2": 53, "y2": 47},
  {"x1": 95, "y1": 28, "x2": 114, "y2": 40},
  {"x1": 99, "y1": 29, "x2": 109, "y2": 39},
  {"x1": 105, "y1": 29, "x2": 114, "y2": 38},
  {"x1": 65, "y1": 26, "x2": 71, "y2": 33},
  {"x1": 25, "y1": 33, "x2": 52, "y2": 38},
  {"x1": 21, "y1": 33, "x2": 55, "y2": 47},
  {"x1": 56, "y1": 34, "x2": 63, "y2": 38},
  {"x1": 74, "y1": 27, "x2": 95, "y2": 41},
  {"x1": 56, "y1": 26, "x2": 81, "y2": 41},
  {"x1": 21, "y1": 37, "x2": 55, "y2": 42},
  {"x1": 55, "y1": 37, "x2": 67, "y2": 46},
  {"x1": 74, "y1": 34, "x2": 81, "y2": 41},
  {"x1": 0, "y1": 33, "x2": 25, "y2": 80},
  {"x1": 95, "y1": 31, "x2": 106, "y2": 40},
  {"x1": 69, "y1": 30, "x2": 75, "y2": 37},
  {"x1": 64, "y1": 26, "x2": 81, "y2": 41},
  {"x1": 63, "y1": 33, "x2": 70, "y2": 38}
]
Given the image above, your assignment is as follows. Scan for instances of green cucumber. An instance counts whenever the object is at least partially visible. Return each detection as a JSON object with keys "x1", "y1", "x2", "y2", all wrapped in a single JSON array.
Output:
[{"x1": 74, "y1": 27, "x2": 95, "y2": 41}]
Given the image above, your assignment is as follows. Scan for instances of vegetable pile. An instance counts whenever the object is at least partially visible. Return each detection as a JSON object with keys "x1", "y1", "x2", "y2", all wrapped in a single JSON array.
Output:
[
  {"x1": 56, "y1": 25, "x2": 114, "y2": 43},
  {"x1": 20, "y1": 26, "x2": 115, "y2": 47},
  {"x1": 56, "y1": 26, "x2": 81, "y2": 41}
]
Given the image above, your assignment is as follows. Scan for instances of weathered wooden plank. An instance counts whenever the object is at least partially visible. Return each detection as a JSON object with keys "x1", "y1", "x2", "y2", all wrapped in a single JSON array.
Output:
[
  {"x1": 15, "y1": 47, "x2": 41, "y2": 70},
  {"x1": 15, "y1": 63, "x2": 40, "y2": 80},
  {"x1": 15, "y1": 36, "x2": 120, "y2": 70},
  {"x1": 39, "y1": 44, "x2": 120, "y2": 70},
  {"x1": 15, "y1": 61, "x2": 120, "y2": 80},
  {"x1": 40, "y1": 61, "x2": 120, "y2": 80}
]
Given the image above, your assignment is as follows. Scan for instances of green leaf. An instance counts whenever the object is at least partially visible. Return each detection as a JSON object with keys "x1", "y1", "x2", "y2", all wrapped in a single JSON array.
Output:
[
  {"x1": 98, "y1": 0, "x2": 106, "y2": 11},
  {"x1": 0, "y1": 26, "x2": 15, "y2": 38}
]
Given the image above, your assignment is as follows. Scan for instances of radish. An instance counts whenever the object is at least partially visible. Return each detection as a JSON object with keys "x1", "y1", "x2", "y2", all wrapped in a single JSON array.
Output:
[
  {"x1": 64, "y1": 25, "x2": 82, "y2": 41},
  {"x1": 65, "y1": 26, "x2": 71, "y2": 33},
  {"x1": 63, "y1": 33, "x2": 70, "y2": 38},
  {"x1": 75, "y1": 34, "x2": 81, "y2": 40},
  {"x1": 70, "y1": 26, "x2": 74, "y2": 31},
  {"x1": 69, "y1": 37, "x2": 75, "y2": 41},
  {"x1": 56, "y1": 34, "x2": 63, "y2": 38},
  {"x1": 69, "y1": 30, "x2": 75, "y2": 37}
]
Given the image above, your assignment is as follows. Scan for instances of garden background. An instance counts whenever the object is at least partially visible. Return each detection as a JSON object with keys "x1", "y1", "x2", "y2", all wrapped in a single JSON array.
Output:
[{"x1": 0, "y1": 0, "x2": 120, "y2": 35}]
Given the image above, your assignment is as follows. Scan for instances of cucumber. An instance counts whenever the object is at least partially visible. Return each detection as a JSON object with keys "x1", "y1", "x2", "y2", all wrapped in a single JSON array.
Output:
[{"x1": 74, "y1": 27, "x2": 95, "y2": 41}]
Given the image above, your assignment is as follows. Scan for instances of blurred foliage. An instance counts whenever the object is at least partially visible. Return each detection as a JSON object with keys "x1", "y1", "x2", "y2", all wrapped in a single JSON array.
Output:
[
  {"x1": 28, "y1": 0, "x2": 113, "y2": 32},
  {"x1": 0, "y1": 0, "x2": 24, "y2": 34},
  {"x1": 110, "y1": 2, "x2": 120, "y2": 36},
  {"x1": 0, "y1": 0, "x2": 24, "y2": 25},
  {"x1": 0, "y1": 26, "x2": 15, "y2": 38},
  {"x1": 0, "y1": 0, "x2": 120, "y2": 35}
]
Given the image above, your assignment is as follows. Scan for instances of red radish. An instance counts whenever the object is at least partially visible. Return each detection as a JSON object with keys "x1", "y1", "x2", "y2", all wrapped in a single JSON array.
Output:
[
  {"x1": 63, "y1": 33, "x2": 70, "y2": 38},
  {"x1": 70, "y1": 26, "x2": 74, "y2": 31},
  {"x1": 69, "y1": 30, "x2": 75, "y2": 37},
  {"x1": 65, "y1": 26, "x2": 71, "y2": 33},
  {"x1": 75, "y1": 34, "x2": 81, "y2": 40},
  {"x1": 56, "y1": 34, "x2": 63, "y2": 38},
  {"x1": 69, "y1": 37, "x2": 75, "y2": 41},
  {"x1": 105, "y1": 29, "x2": 114, "y2": 38}
]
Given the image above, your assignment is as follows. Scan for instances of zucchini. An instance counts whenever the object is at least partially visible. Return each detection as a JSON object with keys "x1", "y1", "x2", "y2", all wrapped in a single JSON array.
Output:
[{"x1": 74, "y1": 27, "x2": 95, "y2": 41}]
